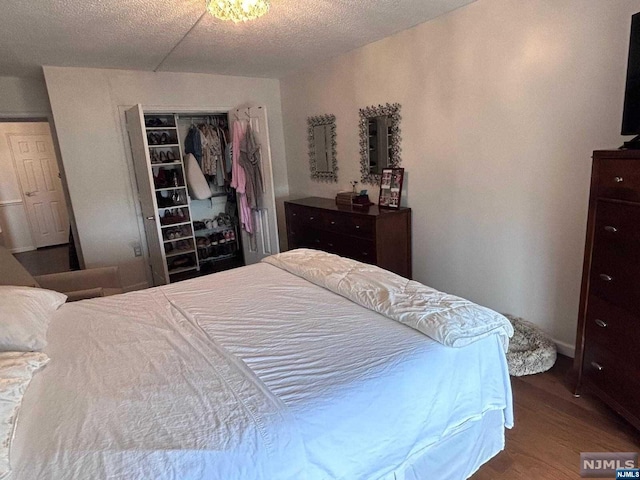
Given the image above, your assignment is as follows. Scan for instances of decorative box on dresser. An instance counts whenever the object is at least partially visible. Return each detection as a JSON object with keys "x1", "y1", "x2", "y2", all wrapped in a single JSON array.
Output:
[
  {"x1": 285, "y1": 197, "x2": 412, "y2": 278},
  {"x1": 574, "y1": 150, "x2": 640, "y2": 431}
]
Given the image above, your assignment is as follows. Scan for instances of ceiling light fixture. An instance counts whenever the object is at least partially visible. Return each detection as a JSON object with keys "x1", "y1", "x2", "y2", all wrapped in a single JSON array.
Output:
[{"x1": 205, "y1": 0, "x2": 270, "y2": 23}]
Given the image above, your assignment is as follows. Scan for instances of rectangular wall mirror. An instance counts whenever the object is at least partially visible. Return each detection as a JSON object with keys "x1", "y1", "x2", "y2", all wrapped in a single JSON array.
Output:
[
  {"x1": 359, "y1": 103, "x2": 402, "y2": 185},
  {"x1": 308, "y1": 114, "x2": 337, "y2": 182}
]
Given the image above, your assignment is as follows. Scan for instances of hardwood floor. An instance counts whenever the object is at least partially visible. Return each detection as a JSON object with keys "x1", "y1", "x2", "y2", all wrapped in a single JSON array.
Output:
[
  {"x1": 13, "y1": 244, "x2": 70, "y2": 276},
  {"x1": 472, "y1": 355, "x2": 639, "y2": 479}
]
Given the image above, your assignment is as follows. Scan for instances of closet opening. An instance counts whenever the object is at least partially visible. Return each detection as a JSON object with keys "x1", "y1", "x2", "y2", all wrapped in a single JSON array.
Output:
[{"x1": 127, "y1": 104, "x2": 279, "y2": 286}]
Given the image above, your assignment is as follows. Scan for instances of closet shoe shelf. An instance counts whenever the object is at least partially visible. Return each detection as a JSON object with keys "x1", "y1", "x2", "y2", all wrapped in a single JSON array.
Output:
[
  {"x1": 151, "y1": 162, "x2": 181, "y2": 167},
  {"x1": 166, "y1": 249, "x2": 196, "y2": 258},
  {"x1": 198, "y1": 252, "x2": 237, "y2": 263},
  {"x1": 163, "y1": 235, "x2": 192, "y2": 243},
  {"x1": 148, "y1": 143, "x2": 180, "y2": 148},
  {"x1": 168, "y1": 265, "x2": 198, "y2": 275}
]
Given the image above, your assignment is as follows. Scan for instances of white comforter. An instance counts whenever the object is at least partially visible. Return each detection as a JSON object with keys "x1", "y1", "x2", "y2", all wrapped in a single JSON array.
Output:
[
  {"x1": 263, "y1": 249, "x2": 514, "y2": 351},
  {"x1": 12, "y1": 259, "x2": 513, "y2": 480}
]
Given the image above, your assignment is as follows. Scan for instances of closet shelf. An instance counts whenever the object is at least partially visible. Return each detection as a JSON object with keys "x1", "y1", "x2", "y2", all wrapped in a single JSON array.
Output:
[
  {"x1": 166, "y1": 249, "x2": 196, "y2": 258},
  {"x1": 194, "y1": 225, "x2": 235, "y2": 235},
  {"x1": 148, "y1": 144, "x2": 180, "y2": 148},
  {"x1": 146, "y1": 127, "x2": 178, "y2": 131},
  {"x1": 164, "y1": 235, "x2": 193, "y2": 243},
  {"x1": 156, "y1": 186, "x2": 186, "y2": 192},
  {"x1": 151, "y1": 162, "x2": 182, "y2": 167},
  {"x1": 198, "y1": 252, "x2": 237, "y2": 263},
  {"x1": 158, "y1": 203, "x2": 189, "y2": 210},
  {"x1": 161, "y1": 221, "x2": 191, "y2": 228},
  {"x1": 168, "y1": 265, "x2": 198, "y2": 275}
]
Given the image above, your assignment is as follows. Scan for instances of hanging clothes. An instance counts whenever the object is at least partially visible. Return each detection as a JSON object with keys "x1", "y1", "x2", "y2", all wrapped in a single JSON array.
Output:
[
  {"x1": 215, "y1": 125, "x2": 227, "y2": 187},
  {"x1": 239, "y1": 124, "x2": 264, "y2": 210},
  {"x1": 199, "y1": 125, "x2": 212, "y2": 175},
  {"x1": 184, "y1": 125, "x2": 203, "y2": 166},
  {"x1": 231, "y1": 120, "x2": 253, "y2": 235}
]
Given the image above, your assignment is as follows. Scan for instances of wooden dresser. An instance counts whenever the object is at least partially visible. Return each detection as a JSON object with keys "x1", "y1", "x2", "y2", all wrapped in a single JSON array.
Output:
[
  {"x1": 285, "y1": 197, "x2": 412, "y2": 278},
  {"x1": 574, "y1": 150, "x2": 640, "y2": 430}
]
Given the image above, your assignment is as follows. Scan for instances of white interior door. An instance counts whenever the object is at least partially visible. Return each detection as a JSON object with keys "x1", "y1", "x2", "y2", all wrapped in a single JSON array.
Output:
[
  {"x1": 229, "y1": 105, "x2": 280, "y2": 265},
  {"x1": 9, "y1": 131, "x2": 69, "y2": 248},
  {"x1": 125, "y1": 104, "x2": 168, "y2": 286}
]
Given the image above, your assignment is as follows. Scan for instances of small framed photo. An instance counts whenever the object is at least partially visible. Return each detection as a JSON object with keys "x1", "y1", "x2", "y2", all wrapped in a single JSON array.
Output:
[{"x1": 378, "y1": 167, "x2": 404, "y2": 209}]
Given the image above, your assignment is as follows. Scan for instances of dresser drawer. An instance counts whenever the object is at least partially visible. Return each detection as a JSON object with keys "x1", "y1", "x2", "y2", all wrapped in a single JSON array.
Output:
[
  {"x1": 323, "y1": 211, "x2": 375, "y2": 238},
  {"x1": 286, "y1": 204, "x2": 324, "y2": 229},
  {"x1": 582, "y1": 339, "x2": 640, "y2": 420},
  {"x1": 584, "y1": 294, "x2": 640, "y2": 371},
  {"x1": 594, "y1": 200, "x2": 640, "y2": 249},
  {"x1": 597, "y1": 158, "x2": 640, "y2": 202}
]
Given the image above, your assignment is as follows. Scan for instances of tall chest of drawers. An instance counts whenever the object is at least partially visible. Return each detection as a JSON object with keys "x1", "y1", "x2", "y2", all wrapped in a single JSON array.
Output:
[
  {"x1": 574, "y1": 150, "x2": 640, "y2": 430},
  {"x1": 285, "y1": 197, "x2": 412, "y2": 278}
]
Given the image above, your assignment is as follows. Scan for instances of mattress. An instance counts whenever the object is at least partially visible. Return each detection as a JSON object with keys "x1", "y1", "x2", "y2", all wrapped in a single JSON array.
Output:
[{"x1": 10, "y1": 262, "x2": 512, "y2": 480}]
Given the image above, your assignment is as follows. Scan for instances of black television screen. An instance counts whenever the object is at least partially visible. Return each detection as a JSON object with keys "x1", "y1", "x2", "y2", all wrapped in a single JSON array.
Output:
[{"x1": 622, "y1": 12, "x2": 640, "y2": 136}]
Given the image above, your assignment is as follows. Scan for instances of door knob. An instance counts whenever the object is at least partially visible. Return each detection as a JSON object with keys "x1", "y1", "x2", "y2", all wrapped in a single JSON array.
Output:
[
  {"x1": 24, "y1": 191, "x2": 36, "y2": 197},
  {"x1": 146, "y1": 216, "x2": 155, "y2": 221}
]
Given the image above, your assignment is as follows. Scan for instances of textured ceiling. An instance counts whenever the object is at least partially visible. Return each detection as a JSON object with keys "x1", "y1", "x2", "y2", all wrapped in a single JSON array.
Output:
[{"x1": 0, "y1": 0, "x2": 476, "y2": 79}]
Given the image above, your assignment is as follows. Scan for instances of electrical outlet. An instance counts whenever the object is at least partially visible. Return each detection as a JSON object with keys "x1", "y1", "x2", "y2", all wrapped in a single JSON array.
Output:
[{"x1": 133, "y1": 243, "x2": 142, "y2": 257}]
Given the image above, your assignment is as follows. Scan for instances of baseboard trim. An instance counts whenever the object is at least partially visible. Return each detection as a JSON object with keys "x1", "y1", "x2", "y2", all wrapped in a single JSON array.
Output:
[
  {"x1": 554, "y1": 339, "x2": 575, "y2": 358},
  {"x1": 123, "y1": 281, "x2": 149, "y2": 293},
  {"x1": 10, "y1": 246, "x2": 36, "y2": 254}
]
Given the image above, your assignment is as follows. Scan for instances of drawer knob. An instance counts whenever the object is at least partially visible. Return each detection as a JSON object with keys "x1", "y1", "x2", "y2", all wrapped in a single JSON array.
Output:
[
  {"x1": 594, "y1": 319, "x2": 607, "y2": 328},
  {"x1": 614, "y1": 176, "x2": 624, "y2": 183},
  {"x1": 328, "y1": 243, "x2": 334, "y2": 247},
  {"x1": 599, "y1": 274, "x2": 613, "y2": 282},
  {"x1": 330, "y1": 221, "x2": 335, "y2": 225},
  {"x1": 604, "y1": 225, "x2": 618, "y2": 233},
  {"x1": 591, "y1": 361, "x2": 604, "y2": 371},
  {"x1": 362, "y1": 251, "x2": 368, "y2": 256},
  {"x1": 355, "y1": 225, "x2": 361, "y2": 229},
  {"x1": 309, "y1": 216, "x2": 314, "y2": 220}
]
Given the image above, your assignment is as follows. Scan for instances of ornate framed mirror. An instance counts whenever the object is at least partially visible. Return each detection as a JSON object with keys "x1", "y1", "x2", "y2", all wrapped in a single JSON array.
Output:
[
  {"x1": 308, "y1": 114, "x2": 337, "y2": 182},
  {"x1": 359, "y1": 103, "x2": 402, "y2": 185}
]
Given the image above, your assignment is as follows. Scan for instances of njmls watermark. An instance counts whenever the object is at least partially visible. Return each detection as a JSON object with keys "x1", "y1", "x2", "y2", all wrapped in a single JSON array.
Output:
[
  {"x1": 580, "y1": 452, "x2": 638, "y2": 477},
  {"x1": 616, "y1": 468, "x2": 640, "y2": 479}
]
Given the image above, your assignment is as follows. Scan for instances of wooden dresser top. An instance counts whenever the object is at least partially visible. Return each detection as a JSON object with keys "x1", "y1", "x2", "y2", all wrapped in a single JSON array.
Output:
[{"x1": 286, "y1": 196, "x2": 410, "y2": 218}]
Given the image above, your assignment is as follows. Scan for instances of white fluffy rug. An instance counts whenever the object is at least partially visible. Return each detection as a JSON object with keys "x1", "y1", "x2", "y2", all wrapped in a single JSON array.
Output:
[{"x1": 503, "y1": 314, "x2": 557, "y2": 376}]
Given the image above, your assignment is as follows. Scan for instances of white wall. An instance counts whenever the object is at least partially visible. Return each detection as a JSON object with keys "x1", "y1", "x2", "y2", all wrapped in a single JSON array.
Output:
[
  {"x1": 280, "y1": 0, "x2": 640, "y2": 354},
  {"x1": 0, "y1": 75, "x2": 51, "y2": 115},
  {"x1": 44, "y1": 66, "x2": 289, "y2": 290}
]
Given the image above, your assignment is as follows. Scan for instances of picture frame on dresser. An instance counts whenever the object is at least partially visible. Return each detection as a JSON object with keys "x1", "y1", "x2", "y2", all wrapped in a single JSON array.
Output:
[{"x1": 379, "y1": 168, "x2": 404, "y2": 209}]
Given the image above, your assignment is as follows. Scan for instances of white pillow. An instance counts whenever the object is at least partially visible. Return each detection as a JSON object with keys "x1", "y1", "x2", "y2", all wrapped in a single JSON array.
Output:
[
  {"x1": 0, "y1": 286, "x2": 66, "y2": 352},
  {"x1": 0, "y1": 351, "x2": 50, "y2": 479},
  {"x1": 185, "y1": 153, "x2": 212, "y2": 200}
]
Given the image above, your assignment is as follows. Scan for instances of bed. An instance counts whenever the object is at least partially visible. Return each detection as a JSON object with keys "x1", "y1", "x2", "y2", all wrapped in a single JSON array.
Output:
[{"x1": 9, "y1": 249, "x2": 513, "y2": 480}]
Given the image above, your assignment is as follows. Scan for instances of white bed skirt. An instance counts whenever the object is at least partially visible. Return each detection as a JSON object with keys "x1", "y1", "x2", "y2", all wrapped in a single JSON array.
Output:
[{"x1": 381, "y1": 408, "x2": 505, "y2": 480}]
